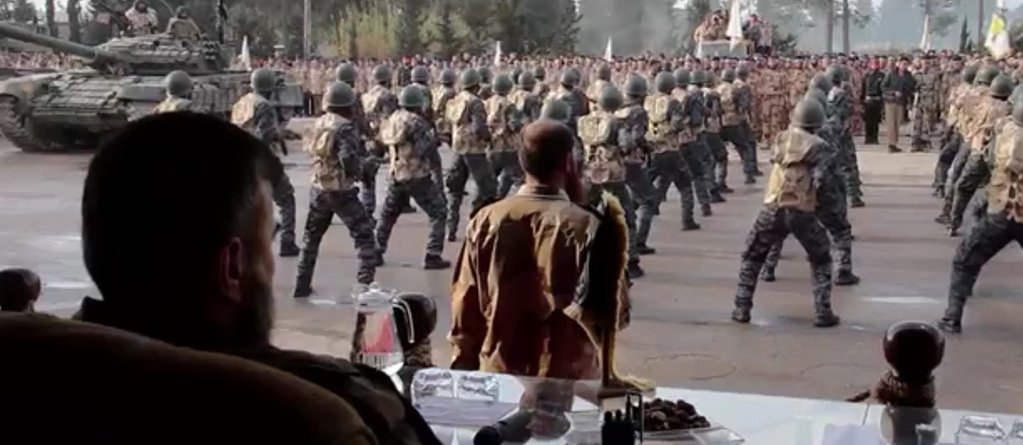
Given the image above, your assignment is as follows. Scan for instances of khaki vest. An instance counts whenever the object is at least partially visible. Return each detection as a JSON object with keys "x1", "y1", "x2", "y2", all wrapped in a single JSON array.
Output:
[
  {"x1": 578, "y1": 111, "x2": 624, "y2": 184},
  {"x1": 303, "y1": 113, "x2": 355, "y2": 192},
  {"x1": 988, "y1": 119, "x2": 1023, "y2": 223},
  {"x1": 360, "y1": 85, "x2": 390, "y2": 134},
  {"x1": 446, "y1": 91, "x2": 485, "y2": 154},
  {"x1": 644, "y1": 94, "x2": 678, "y2": 150},
  {"x1": 717, "y1": 83, "x2": 742, "y2": 127},
  {"x1": 969, "y1": 97, "x2": 1011, "y2": 152},
  {"x1": 381, "y1": 110, "x2": 431, "y2": 182},
  {"x1": 154, "y1": 96, "x2": 193, "y2": 114},
  {"x1": 764, "y1": 128, "x2": 820, "y2": 212},
  {"x1": 486, "y1": 95, "x2": 518, "y2": 153},
  {"x1": 431, "y1": 86, "x2": 455, "y2": 135}
]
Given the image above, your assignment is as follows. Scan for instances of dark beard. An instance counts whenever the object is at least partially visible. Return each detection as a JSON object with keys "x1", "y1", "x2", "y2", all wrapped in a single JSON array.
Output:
[{"x1": 237, "y1": 269, "x2": 274, "y2": 347}]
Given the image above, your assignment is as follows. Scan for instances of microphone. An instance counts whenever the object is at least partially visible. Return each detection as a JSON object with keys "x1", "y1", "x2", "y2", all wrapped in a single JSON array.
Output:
[{"x1": 473, "y1": 410, "x2": 534, "y2": 445}]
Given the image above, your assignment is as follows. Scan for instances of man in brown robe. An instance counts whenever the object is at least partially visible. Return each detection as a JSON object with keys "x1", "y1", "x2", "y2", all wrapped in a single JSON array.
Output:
[{"x1": 449, "y1": 119, "x2": 631, "y2": 381}]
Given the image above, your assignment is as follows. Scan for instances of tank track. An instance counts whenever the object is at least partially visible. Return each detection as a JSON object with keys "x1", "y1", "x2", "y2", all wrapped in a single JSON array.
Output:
[{"x1": 0, "y1": 95, "x2": 50, "y2": 153}]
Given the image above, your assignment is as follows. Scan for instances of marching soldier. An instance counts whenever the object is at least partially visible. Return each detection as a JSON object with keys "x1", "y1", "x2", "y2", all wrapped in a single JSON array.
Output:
[
  {"x1": 375, "y1": 86, "x2": 452, "y2": 270},
  {"x1": 154, "y1": 70, "x2": 198, "y2": 114},
  {"x1": 361, "y1": 65, "x2": 400, "y2": 217},
  {"x1": 586, "y1": 63, "x2": 613, "y2": 105},
  {"x1": 478, "y1": 67, "x2": 494, "y2": 101},
  {"x1": 618, "y1": 75, "x2": 655, "y2": 266},
  {"x1": 294, "y1": 82, "x2": 379, "y2": 297},
  {"x1": 672, "y1": 69, "x2": 713, "y2": 217},
  {"x1": 578, "y1": 86, "x2": 644, "y2": 279},
  {"x1": 731, "y1": 99, "x2": 841, "y2": 328},
  {"x1": 934, "y1": 65, "x2": 978, "y2": 197},
  {"x1": 911, "y1": 56, "x2": 941, "y2": 152},
  {"x1": 548, "y1": 69, "x2": 590, "y2": 126},
  {"x1": 691, "y1": 70, "x2": 722, "y2": 214},
  {"x1": 444, "y1": 68, "x2": 496, "y2": 242},
  {"x1": 231, "y1": 68, "x2": 299, "y2": 257},
  {"x1": 937, "y1": 95, "x2": 1023, "y2": 334},
  {"x1": 826, "y1": 64, "x2": 865, "y2": 208},
  {"x1": 486, "y1": 74, "x2": 526, "y2": 198},
  {"x1": 532, "y1": 66, "x2": 551, "y2": 100},
  {"x1": 509, "y1": 71, "x2": 543, "y2": 123},
  {"x1": 701, "y1": 70, "x2": 729, "y2": 199},
  {"x1": 539, "y1": 98, "x2": 571, "y2": 123},
  {"x1": 948, "y1": 75, "x2": 1014, "y2": 237},
  {"x1": 720, "y1": 67, "x2": 757, "y2": 185},
  {"x1": 642, "y1": 71, "x2": 701, "y2": 242},
  {"x1": 432, "y1": 68, "x2": 458, "y2": 146}
]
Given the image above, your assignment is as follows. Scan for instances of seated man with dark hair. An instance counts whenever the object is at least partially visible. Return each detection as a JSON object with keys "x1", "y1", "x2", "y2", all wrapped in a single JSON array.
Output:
[
  {"x1": 0, "y1": 268, "x2": 41, "y2": 313},
  {"x1": 74, "y1": 112, "x2": 440, "y2": 445}
]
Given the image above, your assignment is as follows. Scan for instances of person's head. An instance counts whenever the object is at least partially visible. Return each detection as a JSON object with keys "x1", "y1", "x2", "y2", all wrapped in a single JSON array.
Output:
[
  {"x1": 81, "y1": 112, "x2": 278, "y2": 348},
  {"x1": 323, "y1": 81, "x2": 357, "y2": 117},
  {"x1": 175, "y1": 6, "x2": 189, "y2": 19},
  {"x1": 134, "y1": 0, "x2": 147, "y2": 12},
  {"x1": 0, "y1": 268, "x2": 41, "y2": 312},
  {"x1": 250, "y1": 68, "x2": 276, "y2": 99},
  {"x1": 519, "y1": 120, "x2": 575, "y2": 189},
  {"x1": 164, "y1": 70, "x2": 193, "y2": 99}
]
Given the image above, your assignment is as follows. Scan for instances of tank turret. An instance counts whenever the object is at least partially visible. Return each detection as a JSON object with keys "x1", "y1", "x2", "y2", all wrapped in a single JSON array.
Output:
[{"x1": 0, "y1": 22, "x2": 230, "y2": 76}]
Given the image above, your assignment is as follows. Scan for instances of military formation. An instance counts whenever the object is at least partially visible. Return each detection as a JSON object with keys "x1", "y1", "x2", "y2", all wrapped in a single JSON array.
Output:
[{"x1": 147, "y1": 48, "x2": 1023, "y2": 335}]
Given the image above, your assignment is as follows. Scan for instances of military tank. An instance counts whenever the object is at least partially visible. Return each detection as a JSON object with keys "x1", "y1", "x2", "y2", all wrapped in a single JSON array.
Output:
[{"x1": 0, "y1": 22, "x2": 303, "y2": 153}]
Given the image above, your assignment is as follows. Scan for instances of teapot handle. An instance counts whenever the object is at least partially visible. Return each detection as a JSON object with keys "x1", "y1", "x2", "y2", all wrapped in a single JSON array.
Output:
[{"x1": 392, "y1": 297, "x2": 416, "y2": 345}]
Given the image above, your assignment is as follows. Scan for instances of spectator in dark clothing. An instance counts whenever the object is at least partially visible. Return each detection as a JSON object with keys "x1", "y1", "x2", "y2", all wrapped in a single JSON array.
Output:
[
  {"x1": 0, "y1": 268, "x2": 41, "y2": 312},
  {"x1": 882, "y1": 57, "x2": 915, "y2": 152},
  {"x1": 74, "y1": 112, "x2": 441, "y2": 445},
  {"x1": 860, "y1": 59, "x2": 886, "y2": 145}
]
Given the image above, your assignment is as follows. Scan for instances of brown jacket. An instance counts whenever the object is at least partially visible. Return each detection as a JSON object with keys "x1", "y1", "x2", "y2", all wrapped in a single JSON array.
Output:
[{"x1": 449, "y1": 185, "x2": 629, "y2": 380}]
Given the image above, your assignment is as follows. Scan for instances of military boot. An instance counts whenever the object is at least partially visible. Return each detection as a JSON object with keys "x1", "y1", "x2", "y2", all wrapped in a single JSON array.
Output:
[
  {"x1": 293, "y1": 268, "x2": 314, "y2": 299},
  {"x1": 833, "y1": 270, "x2": 861, "y2": 286},
  {"x1": 814, "y1": 312, "x2": 841, "y2": 328},
  {"x1": 279, "y1": 241, "x2": 300, "y2": 257},
  {"x1": 719, "y1": 183, "x2": 735, "y2": 194},
  {"x1": 627, "y1": 259, "x2": 645, "y2": 279},
  {"x1": 423, "y1": 254, "x2": 452, "y2": 270},
  {"x1": 744, "y1": 175, "x2": 756, "y2": 185},
  {"x1": 701, "y1": 203, "x2": 713, "y2": 217},
  {"x1": 447, "y1": 231, "x2": 458, "y2": 242},
  {"x1": 292, "y1": 286, "x2": 313, "y2": 299},
  {"x1": 711, "y1": 192, "x2": 727, "y2": 204},
  {"x1": 682, "y1": 220, "x2": 701, "y2": 231},
  {"x1": 637, "y1": 244, "x2": 657, "y2": 255},
  {"x1": 760, "y1": 267, "x2": 776, "y2": 282},
  {"x1": 849, "y1": 197, "x2": 865, "y2": 208},
  {"x1": 936, "y1": 308, "x2": 963, "y2": 334},
  {"x1": 731, "y1": 306, "x2": 752, "y2": 323}
]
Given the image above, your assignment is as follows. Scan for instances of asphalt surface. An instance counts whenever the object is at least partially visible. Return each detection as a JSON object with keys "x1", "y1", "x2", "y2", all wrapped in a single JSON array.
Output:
[{"x1": 1, "y1": 122, "x2": 1021, "y2": 414}]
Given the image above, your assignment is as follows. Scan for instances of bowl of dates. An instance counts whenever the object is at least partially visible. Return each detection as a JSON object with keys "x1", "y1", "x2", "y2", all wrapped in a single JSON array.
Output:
[{"x1": 641, "y1": 398, "x2": 711, "y2": 432}]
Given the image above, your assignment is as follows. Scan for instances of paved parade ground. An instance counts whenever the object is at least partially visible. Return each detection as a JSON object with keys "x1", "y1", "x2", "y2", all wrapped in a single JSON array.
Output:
[{"x1": 2, "y1": 123, "x2": 1021, "y2": 413}]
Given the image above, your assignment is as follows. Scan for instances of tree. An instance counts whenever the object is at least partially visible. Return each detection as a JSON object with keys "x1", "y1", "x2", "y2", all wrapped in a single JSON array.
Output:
[
  {"x1": 490, "y1": 0, "x2": 527, "y2": 54},
  {"x1": 430, "y1": 0, "x2": 463, "y2": 58},
  {"x1": 11, "y1": 0, "x2": 35, "y2": 24},
  {"x1": 395, "y1": 0, "x2": 429, "y2": 55},
  {"x1": 458, "y1": 0, "x2": 492, "y2": 54},
  {"x1": 45, "y1": 0, "x2": 57, "y2": 37},
  {"x1": 67, "y1": 0, "x2": 82, "y2": 42},
  {"x1": 550, "y1": 0, "x2": 581, "y2": 54}
]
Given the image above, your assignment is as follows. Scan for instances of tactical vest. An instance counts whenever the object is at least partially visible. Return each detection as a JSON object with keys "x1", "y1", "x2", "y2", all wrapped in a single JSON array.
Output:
[
  {"x1": 946, "y1": 84, "x2": 968, "y2": 127},
  {"x1": 509, "y1": 89, "x2": 534, "y2": 124},
  {"x1": 717, "y1": 83, "x2": 742, "y2": 127},
  {"x1": 702, "y1": 88, "x2": 722, "y2": 133},
  {"x1": 614, "y1": 105, "x2": 647, "y2": 164},
  {"x1": 231, "y1": 93, "x2": 276, "y2": 150},
  {"x1": 432, "y1": 86, "x2": 455, "y2": 135},
  {"x1": 303, "y1": 113, "x2": 354, "y2": 192},
  {"x1": 988, "y1": 119, "x2": 1023, "y2": 223},
  {"x1": 958, "y1": 86, "x2": 987, "y2": 136},
  {"x1": 968, "y1": 97, "x2": 1011, "y2": 152},
  {"x1": 764, "y1": 128, "x2": 821, "y2": 212},
  {"x1": 586, "y1": 79, "x2": 609, "y2": 103},
  {"x1": 446, "y1": 91, "x2": 484, "y2": 154},
  {"x1": 578, "y1": 111, "x2": 625, "y2": 184},
  {"x1": 735, "y1": 80, "x2": 752, "y2": 122},
  {"x1": 644, "y1": 94, "x2": 678, "y2": 150},
  {"x1": 672, "y1": 88, "x2": 698, "y2": 144},
  {"x1": 486, "y1": 95, "x2": 518, "y2": 153},
  {"x1": 360, "y1": 85, "x2": 390, "y2": 134},
  {"x1": 381, "y1": 110, "x2": 430, "y2": 182},
  {"x1": 154, "y1": 96, "x2": 193, "y2": 114}
]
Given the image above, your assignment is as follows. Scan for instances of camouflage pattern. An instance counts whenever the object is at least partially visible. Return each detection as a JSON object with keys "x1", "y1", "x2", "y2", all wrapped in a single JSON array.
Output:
[
  {"x1": 153, "y1": 96, "x2": 197, "y2": 114},
  {"x1": 757, "y1": 67, "x2": 791, "y2": 144},
  {"x1": 642, "y1": 91, "x2": 699, "y2": 233},
  {"x1": 701, "y1": 85, "x2": 729, "y2": 196},
  {"x1": 912, "y1": 67, "x2": 941, "y2": 151},
  {"x1": 445, "y1": 91, "x2": 491, "y2": 155},
  {"x1": 360, "y1": 84, "x2": 400, "y2": 215},
  {"x1": 444, "y1": 88, "x2": 496, "y2": 240},
  {"x1": 548, "y1": 86, "x2": 590, "y2": 130},
  {"x1": 733, "y1": 128, "x2": 837, "y2": 325},
  {"x1": 431, "y1": 84, "x2": 457, "y2": 143},
  {"x1": 719, "y1": 78, "x2": 757, "y2": 180},
  {"x1": 675, "y1": 86, "x2": 713, "y2": 210},
  {"x1": 485, "y1": 94, "x2": 525, "y2": 198},
  {"x1": 616, "y1": 101, "x2": 655, "y2": 238},
  {"x1": 295, "y1": 114, "x2": 377, "y2": 291},
  {"x1": 578, "y1": 109, "x2": 639, "y2": 261},
  {"x1": 949, "y1": 96, "x2": 1011, "y2": 232},
  {"x1": 827, "y1": 83, "x2": 864, "y2": 204},
  {"x1": 509, "y1": 87, "x2": 542, "y2": 124},
  {"x1": 376, "y1": 109, "x2": 448, "y2": 258}
]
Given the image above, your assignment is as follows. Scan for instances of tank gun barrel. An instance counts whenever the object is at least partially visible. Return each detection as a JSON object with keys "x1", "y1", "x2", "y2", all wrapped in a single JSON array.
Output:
[{"x1": 0, "y1": 22, "x2": 122, "y2": 64}]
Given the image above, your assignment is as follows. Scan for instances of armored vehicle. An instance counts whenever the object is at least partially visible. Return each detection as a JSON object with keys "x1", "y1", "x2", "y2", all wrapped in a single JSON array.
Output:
[{"x1": 0, "y1": 22, "x2": 303, "y2": 153}]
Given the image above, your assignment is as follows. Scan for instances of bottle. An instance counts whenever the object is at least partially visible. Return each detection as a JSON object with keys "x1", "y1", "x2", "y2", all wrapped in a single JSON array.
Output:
[{"x1": 350, "y1": 283, "x2": 404, "y2": 375}]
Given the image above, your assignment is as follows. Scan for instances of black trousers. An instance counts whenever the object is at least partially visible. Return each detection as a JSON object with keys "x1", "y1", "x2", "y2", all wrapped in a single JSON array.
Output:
[{"x1": 863, "y1": 100, "x2": 882, "y2": 144}]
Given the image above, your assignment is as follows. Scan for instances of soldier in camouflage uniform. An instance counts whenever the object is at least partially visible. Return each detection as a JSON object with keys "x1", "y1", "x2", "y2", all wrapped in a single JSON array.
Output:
[
  {"x1": 826, "y1": 65, "x2": 865, "y2": 208},
  {"x1": 734, "y1": 64, "x2": 762, "y2": 179},
  {"x1": 579, "y1": 86, "x2": 644, "y2": 278},
  {"x1": 731, "y1": 99, "x2": 841, "y2": 328},
  {"x1": 375, "y1": 86, "x2": 452, "y2": 270},
  {"x1": 359, "y1": 65, "x2": 400, "y2": 218},
  {"x1": 934, "y1": 65, "x2": 978, "y2": 197},
  {"x1": 548, "y1": 69, "x2": 590, "y2": 127},
  {"x1": 539, "y1": 98, "x2": 571, "y2": 123},
  {"x1": 432, "y1": 68, "x2": 458, "y2": 146},
  {"x1": 948, "y1": 75, "x2": 1014, "y2": 237},
  {"x1": 478, "y1": 67, "x2": 494, "y2": 101},
  {"x1": 692, "y1": 70, "x2": 724, "y2": 213},
  {"x1": 618, "y1": 75, "x2": 656, "y2": 262},
  {"x1": 294, "y1": 82, "x2": 379, "y2": 297},
  {"x1": 444, "y1": 68, "x2": 496, "y2": 241},
  {"x1": 717, "y1": 69, "x2": 756, "y2": 188},
  {"x1": 411, "y1": 65, "x2": 443, "y2": 193},
  {"x1": 154, "y1": 70, "x2": 198, "y2": 114},
  {"x1": 937, "y1": 96, "x2": 1023, "y2": 334},
  {"x1": 586, "y1": 63, "x2": 612, "y2": 105},
  {"x1": 486, "y1": 74, "x2": 526, "y2": 198},
  {"x1": 701, "y1": 71, "x2": 730, "y2": 199},
  {"x1": 231, "y1": 68, "x2": 299, "y2": 257},
  {"x1": 532, "y1": 66, "x2": 551, "y2": 101},
  {"x1": 671, "y1": 69, "x2": 713, "y2": 216},
  {"x1": 911, "y1": 56, "x2": 941, "y2": 152},
  {"x1": 642, "y1": 71, "x2": 701, "y2": 241},
  {"x1": 509, "y1": 71, "x2": 542, "y2": 123}
]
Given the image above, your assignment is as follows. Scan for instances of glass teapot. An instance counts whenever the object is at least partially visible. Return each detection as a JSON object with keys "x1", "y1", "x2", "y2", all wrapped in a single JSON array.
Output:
[{"x1": 349, "y1": 283, "x2": 404, "y2": 376}]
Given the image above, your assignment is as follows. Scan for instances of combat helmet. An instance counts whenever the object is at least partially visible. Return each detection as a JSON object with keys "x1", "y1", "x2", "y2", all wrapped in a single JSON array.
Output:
[
  {"x1": 598, "y1": 85, "x2": 624, "y2": 111},
  {"x1": 492, "y1": 73, "x2": 514, "y2": 96},
  {"x1": 597, "y1": 64, "x2": 612, "y2": 81},
  {"x1": 460, "y1": 68, "x2": 482, "y2": 89},
  {"x1": 825, "y1": 64, "x2": 845, "y2": 85},
  {"x1": 540, "y1": 99, "x2": 571, "y2": 123},
  {"x1": 517, "y1": 71, "x2": 536, "y2": 90},
  {"x1": 975, "y1": 65, "x2": 1000, "y2": 86},
  {"x1": 654, "y1": 72, "x2": 676, "y2": 94},
  {"x1": 165, "y1": 70, "x2": 193, "y2": 97},
  {"x1": 511, "y1": 67, "x2": 523, "y2": 84},
  {"x1": 736, "y1": 63, "x2": 751, "y2": 80},
  {"x1": 250, "y1": 68, "x2": 276, "y2": 93},
  {"x1": 440, "y1": 68, "x2": 457, "y2": 87},
  {"x1": 721, "y1": 69, "x2": 736, "y2": 83},
  {"x1": 411, "y1": 66, "x2": 430, "y2": 84},
  {"x1": 560, "y1": 69, "x2": 580, "y2": 88},
  {"x1": 533, "y1": 66, "x2": 546, "y2": 80},
  {"x1": 335, "y1": 62, "x2": 357, "y2": 86},
  {"x1": 989, "y1": 74, "x2": 1014, "y2": 99},
  {"x1": 323, "y1": 81, "x2": 356, "y2": 108},
  {"x1": 792, "y1": 98, "x2": 826, "y2": 129},
  {"x1": 398, "y1": 85, "x2": 425, "y2": 109},
  {"x1": 372, "y1": 64, "x2": 392, "y2": 84},
  {"x1": 691, "y1": 69, "x2": 708, "y2": 86},
  {"x1": 804, "y1": 89, "x2": 828, "y2": 111},
  {"x1": 810, "y1": 73, "x2": 833, "y2": 94},
  {"x1": 673, "y1": 69, "x2": 691, "y2": 88},
  {"x1": 961, "y1": 64, "x2": 979, "y2": 85},
  {"x1": 478, "y1": 67, "x2": 493, "y2": 84},
  {"x1": 624, "y1": 75, "x2": 648, "y2": 98},
  {"x1": 1014, "y1": 93, "x2": 1023, "y2": 125}
]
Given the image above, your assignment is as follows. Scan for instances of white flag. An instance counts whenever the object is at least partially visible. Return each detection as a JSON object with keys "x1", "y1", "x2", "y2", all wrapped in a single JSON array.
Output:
[
  {"x1": 986, "y1": 11, "x2": 1011, "y2": 59},
  {"x1": 919, "y1": 13, "x2": 932, "y2": 51},
  {"x1": 726, "y1": 0, "x2": 744, "y2": 50},
  {"x1": 494, "y1": 41, "x2": 502, "y2": 67},
  {"x1": 239, "y1": 36, "x2": 252, "y2": 71},
  {"x1": 604, "y1": 37, "x2": 613, "y2": 61}
]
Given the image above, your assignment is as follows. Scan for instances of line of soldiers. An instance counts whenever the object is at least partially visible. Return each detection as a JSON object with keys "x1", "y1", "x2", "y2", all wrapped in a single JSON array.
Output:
[{"x1": 931, "y1": 63, "x2": 1023, "y2": 334}]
